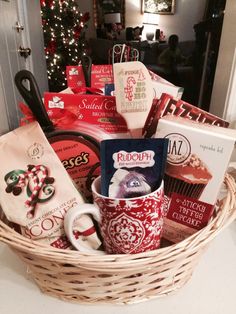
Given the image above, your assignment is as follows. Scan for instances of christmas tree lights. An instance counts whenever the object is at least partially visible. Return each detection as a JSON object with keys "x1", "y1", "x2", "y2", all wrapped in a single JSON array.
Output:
[{"x1": 41, "y1": 0, "x2": 90, "y2": 91}]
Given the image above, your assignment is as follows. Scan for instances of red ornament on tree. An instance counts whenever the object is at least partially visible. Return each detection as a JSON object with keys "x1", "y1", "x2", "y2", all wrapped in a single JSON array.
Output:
[
  {"x1": 45, "y1": 40, "x2": 56, "y2": 55},
  {"x1": 74, "y1": 26, "x2": 82, "y2": 40},
  {"x1": 81, "y1": 12, "x2": 90, "y2": 23}
]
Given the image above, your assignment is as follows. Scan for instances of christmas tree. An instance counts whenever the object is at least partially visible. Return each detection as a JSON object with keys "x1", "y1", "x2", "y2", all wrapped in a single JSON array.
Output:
[{"x1": 40, "y1": 0, "x2": 90, "y2": 91}]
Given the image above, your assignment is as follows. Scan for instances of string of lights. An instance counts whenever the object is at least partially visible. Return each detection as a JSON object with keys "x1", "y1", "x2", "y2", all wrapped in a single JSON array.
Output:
[{"x1": 40, "y1": 0, "x2": 90, "y2": 91}]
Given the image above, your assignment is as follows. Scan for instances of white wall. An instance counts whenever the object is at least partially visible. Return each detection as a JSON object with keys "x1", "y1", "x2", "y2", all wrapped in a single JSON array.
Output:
[
  {"x1": 79, "y1": 0, "x2": 207, "y2": 42},
  {"x1": 126, "y1": 0, "x2": 207, "y2": 41},
  {"x1": 77, "y1": 0, "x2": 96, "y2": 39}
]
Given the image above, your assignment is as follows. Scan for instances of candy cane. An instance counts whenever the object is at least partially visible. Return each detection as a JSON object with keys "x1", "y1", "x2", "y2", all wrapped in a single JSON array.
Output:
[
  {"x1": 124, "y1": 76, "x2": 136, "y2": 101},
  {"x1": 17, "y1": 165, "x2": 48, "y2": 218},
  {"x1": 26, "y1": 165, "x2": 48, "y2": 218}
]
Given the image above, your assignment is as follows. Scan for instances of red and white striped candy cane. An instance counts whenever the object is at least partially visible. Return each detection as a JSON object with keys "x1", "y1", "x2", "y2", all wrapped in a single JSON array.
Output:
[
  {"x1": 18, "y1": 165, "x2": 48, "y2": 218},
  {"x1": 26, "y1": 165, "x2": 48, "y2": 218},
  {"x1": 124, "y1": 76, "x2": 136, "y2": 101}
]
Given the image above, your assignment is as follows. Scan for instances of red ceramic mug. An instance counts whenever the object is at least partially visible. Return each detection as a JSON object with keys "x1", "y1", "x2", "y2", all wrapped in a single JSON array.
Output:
[{"x1": 64, "y1": 176, "x2": 165, "y2": 254}]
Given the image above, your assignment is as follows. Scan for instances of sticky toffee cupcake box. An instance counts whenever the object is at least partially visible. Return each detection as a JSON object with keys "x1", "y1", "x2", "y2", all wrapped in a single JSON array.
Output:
[{"x1": 155, "y1": 115, "x2": 236, "y2": 243}]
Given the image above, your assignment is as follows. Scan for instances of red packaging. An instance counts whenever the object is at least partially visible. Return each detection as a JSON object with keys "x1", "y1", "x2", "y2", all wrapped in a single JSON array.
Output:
[
  {"x1": 66, "y1": 66, "x2": 86, "y2": 88},
  {"x1": 157, "y1": 94, "x2": 229, "y2": 127},
  {"x1": 143, "y1": 93, "x2": 229, "y2": 137},
  {"x1": 91, "y1": 65, "x2": 114, "y2": 92},
  {"x1": 142, "y1": 98, "x2": 161, "y2": 138},
  {"x1": 66, "y1": 65, "x2": 114, "y2": 93},
  {"x1": 44, "y1": 92, "x2": 128, "y2": 135}
]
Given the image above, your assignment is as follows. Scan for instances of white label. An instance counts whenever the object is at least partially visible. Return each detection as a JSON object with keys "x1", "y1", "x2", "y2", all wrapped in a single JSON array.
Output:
[
  {"x1": 113, "y1": 150, "x2": 155, "y2": 168},
  {"x1": 69, "y1": 68, "x2": 78, "y2": 75},
  {"x1": 48, "y1": 96, "x2": 64, "y2": 109}
]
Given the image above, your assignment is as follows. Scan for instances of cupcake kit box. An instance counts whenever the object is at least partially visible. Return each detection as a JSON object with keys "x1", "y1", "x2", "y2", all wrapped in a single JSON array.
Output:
[{"x1": 155, "y1": 115, "x2": 236, "y2": 243}]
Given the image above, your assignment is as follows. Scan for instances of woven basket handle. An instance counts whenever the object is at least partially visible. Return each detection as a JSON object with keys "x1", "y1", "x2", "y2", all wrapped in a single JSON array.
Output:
[
  {"x1": 0, "y1": 219, "x2": 12, "y2": 243},
  {"x1": 0, "y1": 209, "x2": 6, "y2": 239},
  {"x1": 219, "y1": 173, "x2": 236, "y2": 227},
  {"x1": 0, "y1": 220, "x2": 3, "y2": 238}
]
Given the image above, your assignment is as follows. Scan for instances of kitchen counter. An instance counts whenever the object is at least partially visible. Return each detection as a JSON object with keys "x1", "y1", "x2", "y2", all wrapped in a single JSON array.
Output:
[{"x1": 0, "y1": 221, "x2": 236, "y2": 314}]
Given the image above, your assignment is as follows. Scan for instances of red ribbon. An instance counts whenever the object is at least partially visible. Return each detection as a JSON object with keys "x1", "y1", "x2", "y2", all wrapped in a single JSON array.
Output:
[
  {"x1": 74, "y1": 226, "x2": 97, "y2": 239},
  {"x1": 19, "y1": 102, "x2": 36, "y2": 125},
  {"x1": 51, "y1": 109, "x2": 78, "y2": 127},
  {"x1": 19, "y1": 84, "x2": 103, "y2": 129},
  {"x1": 19, "y1": 102, "x2": 78, "y2": 129}
]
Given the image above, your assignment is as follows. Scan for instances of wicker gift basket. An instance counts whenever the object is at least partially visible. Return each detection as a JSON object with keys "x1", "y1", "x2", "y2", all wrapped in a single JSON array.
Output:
[{"x1": 0, "y1": 173, "x2": 236, "y2": 305}]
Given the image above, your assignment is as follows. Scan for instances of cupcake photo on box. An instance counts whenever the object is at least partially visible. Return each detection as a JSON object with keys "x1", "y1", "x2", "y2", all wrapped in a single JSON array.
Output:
[{"x1": 164, "y1": 153, "x2": 212, "y2": 199}]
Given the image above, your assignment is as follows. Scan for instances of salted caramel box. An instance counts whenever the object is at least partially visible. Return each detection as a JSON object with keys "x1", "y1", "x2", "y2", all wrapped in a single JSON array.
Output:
[
  {"x1": 91, "y1": 64, "x2": 114, "y2": 94},
  {"x1": 44, "y1": 92, "x2": 128, "y2": 135},
  {"x1": 155, "y1": 115, "x2": 236, "y2": 243}
]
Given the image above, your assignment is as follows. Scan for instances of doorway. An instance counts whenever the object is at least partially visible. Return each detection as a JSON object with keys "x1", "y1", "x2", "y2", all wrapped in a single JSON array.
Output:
[
  {"x1": 0, "y1": 0, "x2": 47, "y2": 134},
  {"x1": 194, "y1": 0, "x2": 226, "y2": 112}
]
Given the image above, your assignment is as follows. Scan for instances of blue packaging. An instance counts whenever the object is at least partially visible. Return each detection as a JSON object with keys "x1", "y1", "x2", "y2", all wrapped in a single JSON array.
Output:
[
  {"x1": 104, "y1": 83, "x2": 115, "y2": 96},
  {"x1": 100, "y1": 138, "x2": 168, "y2": 197}
]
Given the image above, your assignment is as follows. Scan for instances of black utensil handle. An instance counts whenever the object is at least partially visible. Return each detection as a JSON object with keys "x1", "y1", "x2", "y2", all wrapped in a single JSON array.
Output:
[
  {"x1": 81, "y1": 55, "x2": 92, "y2": 88},
  {"x1": 15, "y1": 70, "x2": 54, "y2": 132}
]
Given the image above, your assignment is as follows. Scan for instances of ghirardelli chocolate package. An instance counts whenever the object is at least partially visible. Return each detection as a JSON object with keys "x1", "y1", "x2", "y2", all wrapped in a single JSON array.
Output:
[
  {"x1": 155, "y1": 115, "x2": 236, "y2": 243},
  {"x1": 0, "y1": 122, "x2": 101, "y2": 249}
]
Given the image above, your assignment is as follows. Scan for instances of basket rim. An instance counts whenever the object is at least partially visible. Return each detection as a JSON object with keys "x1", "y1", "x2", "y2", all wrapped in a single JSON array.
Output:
[{"x1": 0, "y1": 174, "x2": 236, "y2": 265}]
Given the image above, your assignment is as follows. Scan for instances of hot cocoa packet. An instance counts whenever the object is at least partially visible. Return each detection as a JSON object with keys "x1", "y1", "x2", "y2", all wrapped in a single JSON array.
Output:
[{"x1": 0, "y1": 122, "x2": 101, "y2": 249}]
